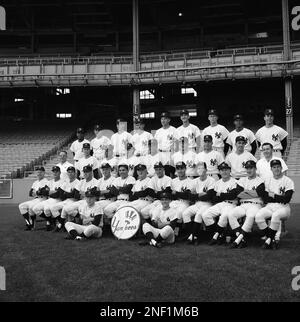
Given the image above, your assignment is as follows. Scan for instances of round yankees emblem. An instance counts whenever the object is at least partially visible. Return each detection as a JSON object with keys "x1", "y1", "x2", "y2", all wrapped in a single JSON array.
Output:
[{"x1": 111, "y1": 206, "x2": 141, "y2": 240}]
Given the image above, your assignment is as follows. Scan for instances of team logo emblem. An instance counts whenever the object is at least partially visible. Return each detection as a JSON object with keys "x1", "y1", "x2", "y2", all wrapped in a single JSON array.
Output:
[
  {"x1": 215, "y1": 132, "x2": 222, "y2": 139},
  {"x1": 279, "y1": 187, "x2": 286, "y2": 194},
  {"x1": 203, "y1": 187, "x2": 208, "y2": 192},
  {"x1": 188, "y1": 133, "x2": 195, "y2": 140},
  {"x1": 226, "y1": 188, "x2": 231, "y2": 193},
  {"x1": 272, "y1": 134, "x2": 279, "y2": 142},
  {"x1": 167, "y1": 134, "x2": 173, "y2": 141},
  {"x1": 210, "y1": 159, "x2": 217, "y2": 166},
  {"x1": 252, "y1": 186, "x2": 256, "y2": 190}
]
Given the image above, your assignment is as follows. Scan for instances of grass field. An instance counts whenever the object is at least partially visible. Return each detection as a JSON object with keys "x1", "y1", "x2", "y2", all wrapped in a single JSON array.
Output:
[{"x1": 0, "y1": 204, "x2": 300, "y2": 302}]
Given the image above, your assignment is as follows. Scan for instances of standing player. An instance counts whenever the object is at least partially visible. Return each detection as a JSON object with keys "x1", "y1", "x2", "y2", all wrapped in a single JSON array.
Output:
[
  {"x1": 202, "y1": 109, "x2": 230, "y2": 157},
  {"x1": 65, "y1": 190, "x2": 103, "y2": 241},
  {"x1": 154, "y1": 112, "x2": 177, "y2": 177},
  {"x1": 139, "y1": 192, "x2": 179, "y2": 248},
  {"x1": 70, "y1": 128, "x2": 90, "y2": 165},
  {"x1": 75, "y1": 143, "x2": 99, "y2": 179},
  {"x1": 131, "y1": 119, "x2": 153, "y2": 160},
  {"x1": 256, "y1": 143, "x2": 288, "y2": 180},
  {"x1": 56, "y1": 151, "x2": 73, "y2": 182},
  {"x1": 255, "y1": 159, "x2": 294, "y2": 249},
  {"x1": 202, "y1": 162, "x2": 238, "y2": 245},
  {"x1": 195, "y1": 135, "x2": 224, "y2": 180},
  {"x1": 176, "y1": 109, "x2": 201, "y2": 153},
  {"x1": 116, "y1": 145, "x2": 140, "y2": 178},
  {"x1": 90, "y1": 124, "x2": 112, "y2": 164},
  {"x1": 18, "y1": 166, "x2": 49, "y2": 231},
  {"x1": 103, "y1": 164, "x2": 136, "y2": 219},
  {"x1": 225, "y1": 136, "x2": 257, "y2": 179},
  {"x1": 255, "y1": 108, "x2": 288, "y2": 158},
  {"x1": 182, "y1": 162, "x2": 215, "y2": 245},
  {"x1": 226, "y1": 114, "x2": 257, "y2": 155},
  {"x1": 228, "y1": 160, "x2": 265, "y2": 248}
]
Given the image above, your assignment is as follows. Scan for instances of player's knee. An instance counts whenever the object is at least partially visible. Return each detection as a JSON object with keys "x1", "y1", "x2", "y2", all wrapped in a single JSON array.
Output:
[
  {"x1": 182, "y1": 210, "x2": 191, "y2": 223},
  {"x1": 255, "y1": 210, "x2": 265, "y2": 223},
  {"x1": 65, "y1": 222, "x2": 73, "y2": 232},
  {"x1": 160, "y1": 226, "x2": 173, "y2": 239},
  {"x1": 194, "y1": 213, "x2": 203, "y2": 223}
]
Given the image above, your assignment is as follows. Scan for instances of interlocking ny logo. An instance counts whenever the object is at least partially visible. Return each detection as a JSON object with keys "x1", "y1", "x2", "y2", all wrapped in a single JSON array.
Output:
[
  {"x1": 0, "y1": 266, "x2": 5, "y2": 290},
  {"x1": 272, "y1": 134, "x2": 279, "y2": 142},
  {"x1": 0, "y1": 6, "x2": 6, "y2": 31}
]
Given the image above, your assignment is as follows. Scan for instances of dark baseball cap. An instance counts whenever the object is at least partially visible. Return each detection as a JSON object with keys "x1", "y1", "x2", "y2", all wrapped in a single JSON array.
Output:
[
  {"x1": 160, "y1": 112, "x2": 170, "y2": 118},
  {"x1": 85, "y1": 190, "x2": 97, "y2": 198},
  {"x1": 134, "y1": 118, "x2": 144, "y2": 124},
  {"x1": 264, "y1": 108, "x2": 274, "y2": 116},
  {"x1": 208, "y1": 109, "x2": 218, "y2": 116},
  {"x1": 76, "y1": 127, "x2": 84, "y2": 133},
  {"x1": 118, "y1": 163, "x2": 129, "y2": 170},
  {"x1": 52, "y1": 166, "x2": 61, "y2": 172},
  {"x1": 83, "y1": 165, "x2": 93, "y2": 172},
  {"x1": 175, "y1": 161, "x2": 186, "y2": 169},
  {"x1": 136, "y1": 163, "x2": 147, "y2": 171},
  {"x1": 218, "y1": 162, "x2": 231, "y2": 170},
  {"x1": 270, "y1": 159, "x2": 282, "y2": 167},
  {"x1": 82, "y1": 143, "x2": 91, "y2": 149},
  {"x1": 203, "y1": 135, "x2": 213, "y2": 142},
  {"x1": 234, "y1": 114, "x2": 243, "y2": 120},
  {"x1": 235, "y1": 136, "x2": 246, "y2": 143},
  {"x1": 67, "y1": 166, "x2": 76, "y2": 172},
  {"x1": 35, "y1": 166, "x2": 45, "y2": 172},
  {"x1": 160, "y1": 192, "x2": 172, "y2": 200},
  {"x1": 154, "y1": 161, "x2": 164, "y2": 169},
  {"x1": 244, "y1": 160, "x2": 256, "y2": 169},
  {"x1": 100, "y1": 163, "x2": 111, "y2": 169},
  {"x1": 94, "y1": 124, "x2": 101, "y2": 131},
  {"x1": 180, "y1": 109, "x2": 189, "y2": 116}
]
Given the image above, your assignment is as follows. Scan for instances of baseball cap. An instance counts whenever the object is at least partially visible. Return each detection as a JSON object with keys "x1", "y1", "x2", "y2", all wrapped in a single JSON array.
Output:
[
  {"x1": 270, "y1": 159, "x2": 282, "y2": 167},
  {"x1": 82, "y1": 143, "x2": 91, "y2": 149},
  {"x1": 76, "y1": 127, "x2": 84, "y2": 133},
  {"x1": 94, "y1": 124, "x2": 101, "y2": 131},
  {"x1": 100, "y1": 163, "x2": 111, "y2": 169},
  {"x1": 218, "y1": 162, "x2": 231, "y2": 170},
  {"x1": 208, "y1": 109, "x2": 218, "y2": 116},
  {"x1": 136, "y1": 163, "x2": 147, "y2": 171},
  {"x1": 160, "y1": 192, "x2": 172, "y2": 200},
  {"x1": 52, "y1": 166, "x2": 61, "y2": 172},
  {"x1": 160, "y1": 112, "x2": 170, "y2": 118},
  {"x1": 67, "y1": 166, "x2": 76, "y2": 172},
  {"x1": 154, "y1": 161, "x2": 164, "y2": 169},
  {"x1": 203, "y1": 135, "x2": 213, "y2": 142},
  {"x1": 233, "y1": 114, "x2": 243, "y2": 120},
  {"x1": 85, "y1": 190, "x2": 97, "y2": 198},
  {"x1": 175, "y1": 161, "x2": 186, "y2": 169},
  {"x1": 118, "y1": 163, "x2": 129, "y2": 170},
  {"x1": 35, "y1": 166, "x2": 45, "y2": 172},
  {"x1": 180, "y1": 109, "x2": 189, "y2": 116},
  {"x1": 235, "y1": 136, "x2": 246, "y2": 143},
  {"x1": 244, "y1": 160, "x2": 256, "y2": 169},
  {"x1": 264, "y1": 108, "x2": 274, "y2": 116},
  {"x1": 83, "y1": 165, "x2": 93, "y2": 173},
  {"x1": 134, "y1": 118, "x2": 144, "y2": 124}
]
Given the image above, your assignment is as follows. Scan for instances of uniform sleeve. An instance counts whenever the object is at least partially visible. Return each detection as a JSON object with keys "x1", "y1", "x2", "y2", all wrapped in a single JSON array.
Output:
[
  {"x1": 217, "y1": 151, "x2": 224, "y2": 164},
  {"x1": 248, "y1": 130, "x2": 256, "y2": 144},
  {"x1": 226, "y1": 133, "x2": 233, "y2": 147},
  {"x1": 93, "y1": 157, "x2": 99, "y2": 170},
  {"x1": 195, "y1": 126, "x2": 201, "y2": 138},
  {"x1": 70, "y1": 142, "x2": 75, "y2": 153},
  {"x1": 279, "y1": 127, "x2": 288, "y2": 141},
  {"x1": 222, "y1": 126, "x2": 229, "y2": 140},
  {"x1": 255, "y1": 129, "x2": 262, "y2": 143}
]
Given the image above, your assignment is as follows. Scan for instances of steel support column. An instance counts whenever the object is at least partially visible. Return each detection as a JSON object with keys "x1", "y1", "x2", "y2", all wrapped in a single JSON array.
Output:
[{"x1": 282, "y1": 0, "x2": 293, "y2": 141}]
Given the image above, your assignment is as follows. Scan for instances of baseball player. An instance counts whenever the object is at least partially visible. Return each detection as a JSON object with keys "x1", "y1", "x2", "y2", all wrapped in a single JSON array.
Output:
[
  {"x1": 140, "y1": 162, "x2": 172, "y2": 219},
  {"x1": 65, "y1": 190, "x2": 103, "y2": 241},
  {"x1": 131, "y1": 119, "x2": 153, "y2": 158},
  {"x1": 256, "y1": 143, "x2": 288, "y2": 180},
  {"x1": 255, "y1": 108, "x2": 288, "y2": 158},
  {"x1": 202, "y1": 109, "x2": 230, "y2": 157},
  {"x1": 154, "y1": 112, "x2": 177, "y2": 177},
  {"x1": 172, "y1": 137, "x2": 198, "y2": 178},
  {"x1": 70, "y1": 127, "x2": 90, "y2": 164},
  {"x1": 75, "y1": 142, "x2": 99, "y2": 179},
  {"x1": 116, "y1": 145, "x2": 140, "y2": 179},
  {"x1": 18, "y1": 166, "x2": 49, "y2": 231},
  {"x1": 255, "y1": 159, "x2": 294, "y2": 249},
  {"x1": 56, "y1": 151, "x2": 73, "y2": 182},
  {"x1": 31, "y1": 166, "x2": 65, "y2": 231},
  {"x1": 90, "y1": 124, "x2": 112, "y2": 164},
  {"x1": 226, "y1": 114, "x2": 257, "y2": 155},
  {"x1": 103, "y1": 164, "x2": 136, "y2": 219},
  {"x1": 228, "y1": 160, "x2": 265, "y2": 248},
  {"x1": 50, "y1": 166, "x2": 81, "y2": 232},
  {"x1": 139, "y1": 192, "x2": 179, "y2": 248},
  {"x1": 182, "y1": 162, "x2": 215, "y2": 245},
  {"x1": 176, "y1": 109, "x2": 201, "y2": 153},
  {"x1": 195, "y1": 134, "x2": 224, "y2": 180},
  {"x1": 202, "y1": 162, "x2": 238, "y2": 245},
  {"x1": 61, "y1": 165, "x2": 99, "y2": 222},
  {"x1": 225, "y1": 136, "x2": 257, "y2": 179}
]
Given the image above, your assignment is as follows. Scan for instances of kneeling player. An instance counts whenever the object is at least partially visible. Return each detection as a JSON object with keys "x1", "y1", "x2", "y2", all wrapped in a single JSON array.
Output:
[
  {"x1": 228, "y1": 160, "x2": 265, "y2": 248},
  {"x1": 139, "y1": 192, "x2": 179, "y2": 248},
  {"x1": 64, "y1": 190, "x2": 103, "y2": 240},
  {"x1": 202, "y1": 162, "x2": 238, "y2": 245},
  {"x1": 255, "y1": 159, "x2": 294, "y2": 249},
  {"x1": 182, "y1": 162, "x2": 215, "y2": 245}
]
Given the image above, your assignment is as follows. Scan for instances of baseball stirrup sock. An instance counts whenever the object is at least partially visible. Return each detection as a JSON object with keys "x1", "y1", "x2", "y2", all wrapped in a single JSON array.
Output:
[
  {"x1": 266, "y1": 227, "x2": 277, "y2": 239},
  {"x1": 156, "y1": 234, "x2": 164, "y2": 242},
  {"x1": 23, "y1": 212, "x2": 30, "y2": 225},
  {"x1": 145, "y1": 232, "x2": 154, "y2": 241},
  {"x1": 68, "y1": 230, "x2": 78, "y2": 239}
]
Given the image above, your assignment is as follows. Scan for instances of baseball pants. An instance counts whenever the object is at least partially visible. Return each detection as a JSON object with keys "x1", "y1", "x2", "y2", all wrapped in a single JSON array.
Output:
[
  {"x1": 19, "y1": 197, "x2": 46, "y2": 216},
  {"x1": 142, "y1": 223, "x2": 175, "y2": 244},
  {"x1": 182, "y1": 202, "x2": 212, "y2": 224},
  {"x1": 125, "y1": 199, "x2": 151, "y2": 213},
  {"x1": 202, "y1": 202, "x2": 236, "y2": 228},
  {"x1": 103, "y1": 200, "x2": 129, "y2": 219},
  {"x1": 140, "y1": 200, "x2": 161, "y2": 219},
  {"x1": 65, "y1": 222, "x2": 102, "y2": 238},
  {"x1": 61, "y1": 200, "x2": 86, "y2": 219},
  {"x1": 50, "y1": 199, "x2": 76, "y2": 218},
  {"x1": 228, "y1": 203, "x2": 262, "y2": 233},
  {"x1": 169, "y1": 200, "x2": 191, "y2": 222},
  {"x1": 255, "y1": 203, "x2": 291, "y2": 232},
  {"x1": 31, "y1": 198, "x2": 60, "y2": 216}
]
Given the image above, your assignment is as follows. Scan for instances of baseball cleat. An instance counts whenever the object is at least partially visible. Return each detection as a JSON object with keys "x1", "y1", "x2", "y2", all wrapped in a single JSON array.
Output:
[
  {"x1": 262, "y1": 238, "x2": 272, "y2": 249},
  {"x1": 139, "y1": 240, "x2": 149, "y2": 246},
  {"x1": 208, "y1": 238, "x2": 218, "y2": 246},
  {"x1": 238, "y1": 240, "x2": 247, "y2": 249},
  {"x1": 64, "y1": 235, "x2": 75, "y2": 240},
  {"x1": 272, "y1": 239, "x2": 280, "y2": 250},
  {"x1": 24, "y1": 225, "x2": 32, "y2": 231},
  {"x1": 75, "y1": 236, "x2": 83, "y2": 241},
  {"x1": 52, "y1": 226, "x2": 62, "y2": 233},
  {"x1": 230, "y1": 242, "x2": 238, "y2": 249}
]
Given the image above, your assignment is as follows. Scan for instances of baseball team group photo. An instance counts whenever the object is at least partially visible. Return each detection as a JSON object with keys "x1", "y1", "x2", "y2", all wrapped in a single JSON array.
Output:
[{"x1": 1, "y1": 0, "x2": 300, "y2": 304}]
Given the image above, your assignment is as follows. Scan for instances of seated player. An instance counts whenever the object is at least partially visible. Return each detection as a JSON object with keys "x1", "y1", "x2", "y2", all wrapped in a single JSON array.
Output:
[
  {"x1": 202, "y1": 162, "x2": 239, "y2": 245},
  {"x1": 50, "y1": 166, "x2": 80, "y2": 232},
  {"x1": 18, "y1": 166, "x2": 49, "y2": 231},
  {"x1": 76, "y1": 142, "x2": 99, "y2": 179},
  {"x1": 31, "y1": 166, "x2": 64, "y2": 231},
  {"x1": 182, "y1": 162, "x2": 215, "y2": 245},
  {"x1": 139, "y1": 192, "x2": 179, "y2": 248},
  {"x1": 228, "y1": 160, "x2": 265, "y2": 248},
  {"x1": 103, "y1": 163, "x2": 136, "y2": 219},
  {"x1": 65, "y1": 190, "x2": 103, "y2": 240},
  {"x1": 140, "y1": 162, "x2": 172, "y2": 219},
  {"x1": 61, "y1": 165, "x2": 99, "y2": 223},
  {"x1": 255, "y1": 159, "x2": 294, "y2": 249}
]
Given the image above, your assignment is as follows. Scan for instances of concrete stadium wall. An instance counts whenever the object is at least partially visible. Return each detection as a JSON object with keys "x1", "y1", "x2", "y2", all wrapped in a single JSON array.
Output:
[{"x1": 1, "y1": 177, "x2": 300, "y2": 205}]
